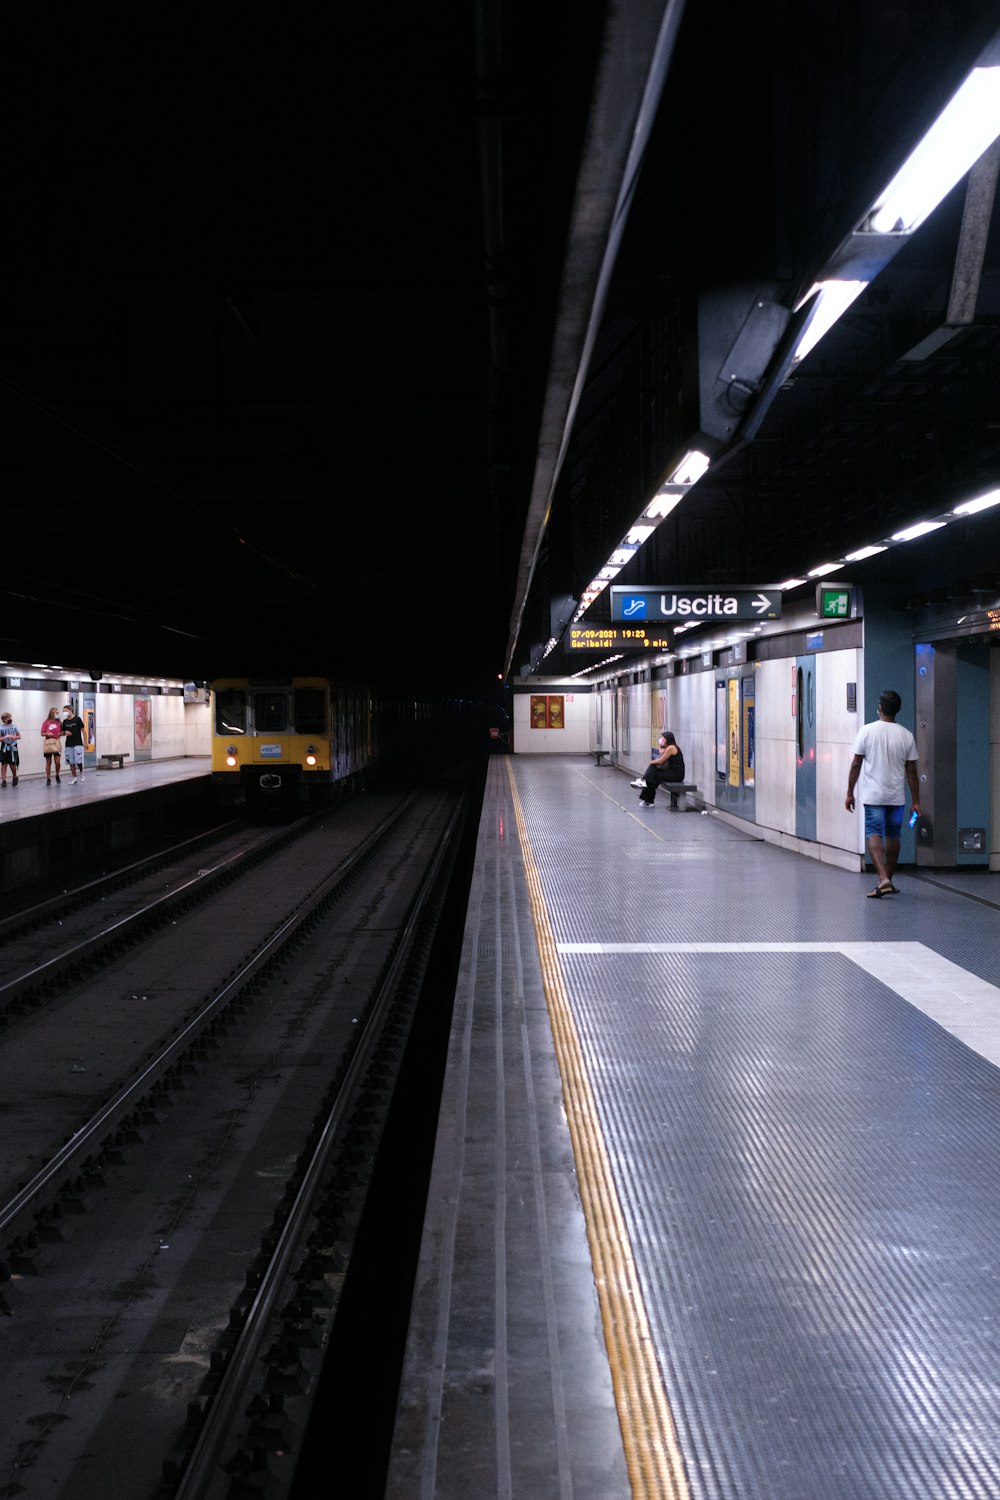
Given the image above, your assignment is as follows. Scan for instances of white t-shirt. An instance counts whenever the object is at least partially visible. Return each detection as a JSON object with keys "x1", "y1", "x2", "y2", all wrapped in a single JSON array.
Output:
[{"x1": 852, "y1": 718, "x2": 918, "y2": 805}]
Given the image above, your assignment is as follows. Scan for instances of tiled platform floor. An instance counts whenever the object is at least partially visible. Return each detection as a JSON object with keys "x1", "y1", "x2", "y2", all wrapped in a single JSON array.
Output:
[{"x1": 388, "y1": 755, "x2": 1000, "y2": 1500}]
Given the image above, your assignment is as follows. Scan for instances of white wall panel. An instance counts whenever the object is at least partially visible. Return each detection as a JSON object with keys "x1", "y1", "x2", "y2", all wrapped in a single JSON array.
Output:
[
  {"x1": 815, "y1": 650, "x2": 864, "y2": 853},
  {"x1": 513, "y1": 686, "x2": 591, "y2": 753}
]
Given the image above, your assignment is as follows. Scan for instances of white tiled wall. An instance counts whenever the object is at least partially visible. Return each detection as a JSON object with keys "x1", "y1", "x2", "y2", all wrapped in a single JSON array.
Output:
[
  {"x1": 0, "y1": 687, "x2": 210, "y2": 769},
  {"x1": 513, "y1": 684, "x2": 593, "y2": 752},
  {"x1": 755, "y1": 658, "x2": 795, "y2": 835}
]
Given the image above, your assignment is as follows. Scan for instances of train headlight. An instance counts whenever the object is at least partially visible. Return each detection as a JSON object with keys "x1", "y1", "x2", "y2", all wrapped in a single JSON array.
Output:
[
  {"x1": 305, "y1": 744, "x2": 317, "y2": 767},
  {"x1": 226, "y1": 745, "x2": 238, "y2": 768}
]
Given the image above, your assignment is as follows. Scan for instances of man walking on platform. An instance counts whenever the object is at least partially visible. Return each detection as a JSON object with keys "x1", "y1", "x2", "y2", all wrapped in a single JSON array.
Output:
[
  {"x1": 61, "y1": 703, "x2": 86, "y2": 783},
  {"x1": 845, "y1": 688, "x2": 921, "y2": 898}
]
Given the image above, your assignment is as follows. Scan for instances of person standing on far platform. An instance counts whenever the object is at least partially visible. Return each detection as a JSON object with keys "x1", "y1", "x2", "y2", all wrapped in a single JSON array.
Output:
[
  {"x1": 41, "y1": 707, "x2": 65, "y2": 785},
  {"x1": 61, "y1": 703, "x2": 86, "y2": 783},
  {"x1": 845, "y1": 688, "x2": 921, "y2": 898},
  {"x1": 0, "y1": 711, "x2": 20, "y2": 786}
]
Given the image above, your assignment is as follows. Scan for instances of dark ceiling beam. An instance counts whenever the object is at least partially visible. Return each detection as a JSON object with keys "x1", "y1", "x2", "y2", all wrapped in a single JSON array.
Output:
[{"x1": 503, "y1": 0, "x2": 688, "y2": 677}]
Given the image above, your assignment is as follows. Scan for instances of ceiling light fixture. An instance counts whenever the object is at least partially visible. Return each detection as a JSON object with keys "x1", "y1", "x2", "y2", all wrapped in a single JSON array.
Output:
[
  {"x1": 570, "y1": 654, "x2": 624, "y2": 679},
  {"x1": 792, "y1": 279, "x2": 869, "y2": 365},
  {"x1": 843, "y1": 543, "x2": 889, "y2": 561},
  {"x1": 807, "y1": 563, "x2": 845, "y2": 577},
  {"x1": 952, "y1": 487, "x2": 1000, "y2": 516},
  {"x1": 571, "y1": 451, "x2": 716, "y2": 630},
  {"x1": 891, "y1": 520, "x2": 947, "y2": 542},
  {"x1": 761, "y1": 43, "x2": 1000, "y2": 387},
  {"x1": 668, "y1": 449, "x2": 711, "y2": 486},
  {"x1": 644, "y1": 490, "x2": 684, "y2": 521},
  {"x1": 867, "y1": 65, "x2": 1000, "y2": 234}
]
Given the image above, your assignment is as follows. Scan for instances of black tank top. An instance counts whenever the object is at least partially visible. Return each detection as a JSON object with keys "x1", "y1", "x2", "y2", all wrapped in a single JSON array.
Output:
[{"x1": 664, "y1": 749, "x2": 684, "y2": 782}]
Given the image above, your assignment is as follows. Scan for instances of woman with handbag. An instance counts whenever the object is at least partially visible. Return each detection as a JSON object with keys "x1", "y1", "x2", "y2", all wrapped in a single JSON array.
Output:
[{"x1": 40, "y1": 707, "x2": 65, "y2": 784}]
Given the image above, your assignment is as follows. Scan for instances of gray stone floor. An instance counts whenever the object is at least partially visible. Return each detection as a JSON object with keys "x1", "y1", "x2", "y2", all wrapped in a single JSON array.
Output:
[{"x1": 389, "y1": 755, "x2": 1000, "y2": 1500}]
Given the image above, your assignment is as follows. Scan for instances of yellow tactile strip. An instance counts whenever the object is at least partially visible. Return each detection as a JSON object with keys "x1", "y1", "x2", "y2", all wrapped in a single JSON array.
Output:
[{"x1": 507, "y1": 761, "x2": 690, "y2": 1500}]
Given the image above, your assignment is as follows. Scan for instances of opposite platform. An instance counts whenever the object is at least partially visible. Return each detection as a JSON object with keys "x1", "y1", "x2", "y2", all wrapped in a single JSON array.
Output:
[
  {"x1": 389, "y1": 754, "x2": 1000, "y2": 1500},
  {"x1": 0, "y1": 755, "x2": 211, "y2": 828},
  {"x1": 0, "y1": 757, "x2": 213, "y2": 900}
]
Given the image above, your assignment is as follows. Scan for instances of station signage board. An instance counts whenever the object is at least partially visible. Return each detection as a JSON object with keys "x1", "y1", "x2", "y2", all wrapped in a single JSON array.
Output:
[
  {"x1": 610, "y1": 585, "x2": 782, "y2": 622},
  {"x1": 567, "y1": 624, "x2": 673, "y2": 651}
]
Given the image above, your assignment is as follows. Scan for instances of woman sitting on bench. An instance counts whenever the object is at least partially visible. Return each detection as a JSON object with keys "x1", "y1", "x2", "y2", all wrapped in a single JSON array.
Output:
[{"x1": 632, "y1": 732, "x2": 685, "y2": 805}]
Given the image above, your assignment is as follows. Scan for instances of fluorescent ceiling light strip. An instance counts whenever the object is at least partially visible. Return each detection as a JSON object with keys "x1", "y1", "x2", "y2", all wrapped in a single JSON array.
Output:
[
  {"x1": 807, "y1": 562, "x2": 844, "y2": 577},
  {"x1": 668, "y1": 449, "x2": 710, "y2": 486},
  {"x1": 793, "y1": 280, "x2": 868, "y2": 364},
  {"x1": 953, "y1": 488, "x2": 1000, "y2": 516},
  {"x1": 645, "y1": 493, "x2": 683, "y2": 520},
  {"x1": 844, "y1": 544, "x2": 889, "y2": 561},
  {"x1": 891, "y1": 520, "x2": 947, "y2": 541},
  {"x1": 869, "y1": 66, "x2": 1000, "y2": 234}
]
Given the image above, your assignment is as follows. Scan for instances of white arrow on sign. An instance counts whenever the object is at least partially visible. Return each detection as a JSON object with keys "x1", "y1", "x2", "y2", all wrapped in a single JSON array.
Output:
[{"x1": 752, "y1": 593, "x2": 774, "y2": 614}]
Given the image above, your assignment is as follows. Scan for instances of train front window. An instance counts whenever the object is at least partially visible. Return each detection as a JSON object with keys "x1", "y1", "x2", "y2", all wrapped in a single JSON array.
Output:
[
  {"x1": 215, "y1": 690, "x2": 247, "y2": 735},
  {"x1": 253, "y1": 693, "x2": 289, "y2": 733},
  {"x1": 294, "y1": 688, "x2": 326, "y2": 735}
]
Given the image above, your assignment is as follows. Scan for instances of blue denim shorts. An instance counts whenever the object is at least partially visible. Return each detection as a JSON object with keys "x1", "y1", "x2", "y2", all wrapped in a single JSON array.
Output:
[{"x1": 864, "y1": 804, "x2": 904, "y2": 840}]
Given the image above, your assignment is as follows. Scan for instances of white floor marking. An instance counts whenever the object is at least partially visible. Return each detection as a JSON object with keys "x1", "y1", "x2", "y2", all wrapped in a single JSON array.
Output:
[{"x1": 555, "y1": 941, "x2": 1000, "y2": 1069}]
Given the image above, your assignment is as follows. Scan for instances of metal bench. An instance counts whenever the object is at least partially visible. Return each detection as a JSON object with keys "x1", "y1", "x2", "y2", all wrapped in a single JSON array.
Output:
[
  {"x1": 593, "y1": 748, "x2": 612, "y2": 766},
  {"x1": 98, "y1": 753, "x2": 130, "y2": 769},
  {"x1": 662, "y1": 781, "x2": 698, "y2": 809}
]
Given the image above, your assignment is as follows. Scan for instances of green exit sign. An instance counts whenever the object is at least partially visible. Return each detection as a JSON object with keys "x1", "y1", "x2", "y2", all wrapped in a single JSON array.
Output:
[{"x1": 817, "y1": 584, "x2": 853, "y2": 619}]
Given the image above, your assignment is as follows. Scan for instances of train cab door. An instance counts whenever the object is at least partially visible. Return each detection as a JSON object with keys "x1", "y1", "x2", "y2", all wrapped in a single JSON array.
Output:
[
  {"x1": 794, "y1": 656, "x2": 817, "y2": 840},
  {"x1": 250, "y1": 687, "x2": 291, "y2": 765}
]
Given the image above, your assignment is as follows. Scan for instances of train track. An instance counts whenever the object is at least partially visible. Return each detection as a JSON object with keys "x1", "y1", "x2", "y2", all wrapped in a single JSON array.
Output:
[
  {"x1": 0, "y1": 778, "x2": 477, "y2": 1498},
  {"x1": 0, "y1": 816, "x2": 315, "y2": 1024}
]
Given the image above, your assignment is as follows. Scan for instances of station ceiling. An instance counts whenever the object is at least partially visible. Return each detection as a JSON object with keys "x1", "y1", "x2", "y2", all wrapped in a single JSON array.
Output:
[{"x1": 4, "y1": 4, "x2": 1000, "y2": 695}]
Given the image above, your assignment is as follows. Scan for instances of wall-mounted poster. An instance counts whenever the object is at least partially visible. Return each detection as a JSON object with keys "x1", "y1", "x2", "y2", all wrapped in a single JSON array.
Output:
[
  {"x1": 742, "y1": 677, "x2": 755, "y2": 787},
  {"x1": 728, "y1": 678, "x2": 740, "y2": 786},
  {"x1": 134, "y1": 697, "x2": 152, "y2": 763},
  {"x1": 530, "y1": 695, "x2": 565, "y2": 729}
]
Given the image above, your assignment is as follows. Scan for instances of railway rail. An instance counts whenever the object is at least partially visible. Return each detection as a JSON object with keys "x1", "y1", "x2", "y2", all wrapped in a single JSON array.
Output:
[{"x1": 0, "y1": 775, "x2": 479, "y2": 1499}]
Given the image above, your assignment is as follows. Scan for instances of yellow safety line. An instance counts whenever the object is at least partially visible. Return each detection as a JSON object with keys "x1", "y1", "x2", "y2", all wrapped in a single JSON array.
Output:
[{"x1": 506, "y1": 762, "x2": 690, "y2": 1500}]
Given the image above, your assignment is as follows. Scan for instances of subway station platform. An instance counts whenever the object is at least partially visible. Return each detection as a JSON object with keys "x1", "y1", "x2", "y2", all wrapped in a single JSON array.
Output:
[
  {"x1": 0, "y1": 756, "x2": 212, "y2": 900},
  {"x1": 388, "y1": 753, "x2": 1000, "y2": 1500}
]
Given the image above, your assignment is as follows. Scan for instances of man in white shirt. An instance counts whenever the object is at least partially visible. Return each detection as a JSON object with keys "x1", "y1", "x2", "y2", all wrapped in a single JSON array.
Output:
[{"x1": 845, "y1": 688, "x2": 921, "y2": 898}]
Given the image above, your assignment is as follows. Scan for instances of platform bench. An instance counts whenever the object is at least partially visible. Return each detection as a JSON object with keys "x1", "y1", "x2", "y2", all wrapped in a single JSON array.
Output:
[
  {"x1": 593, "y1": 748, "x2": 612, "y2": 766},
  {"x1": 98, "y1": 753, "x2": 130, "y2": 769},
  {"x1": 663, "y1": 782, "x2": 698, "y2": 809}
]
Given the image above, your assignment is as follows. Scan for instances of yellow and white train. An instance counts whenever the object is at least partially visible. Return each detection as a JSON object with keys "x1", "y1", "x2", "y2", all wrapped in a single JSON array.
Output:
[{"x1": 210, "y1": 675, "x2": 389, "y2": 807}]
